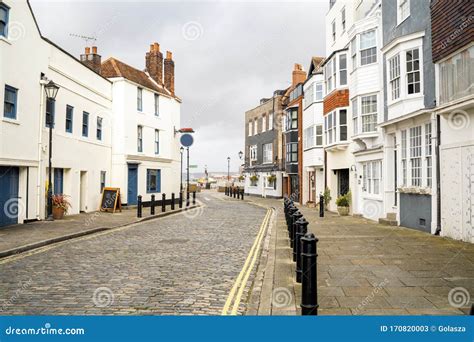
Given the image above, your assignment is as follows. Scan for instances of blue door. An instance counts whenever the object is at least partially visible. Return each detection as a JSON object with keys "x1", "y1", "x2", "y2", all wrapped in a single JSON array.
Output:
[
  {"x1": 127, "y1": 164, "x2": 138, "y2": 205},
  {"x1": 0, "y1": 166, "x2": 20, "y2": 227},
  {"x1": 53, "y1": 168, "x2": 64, "y2": 194}
]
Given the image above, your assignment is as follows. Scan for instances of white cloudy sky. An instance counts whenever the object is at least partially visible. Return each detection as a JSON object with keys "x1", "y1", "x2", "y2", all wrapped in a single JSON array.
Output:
[{"x1": 30, "y1": 0, "x2": 328, "y2": 172}]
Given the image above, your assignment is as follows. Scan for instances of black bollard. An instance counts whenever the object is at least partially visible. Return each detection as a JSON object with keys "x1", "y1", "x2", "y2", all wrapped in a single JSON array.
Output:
[
  {"x1": 226, "y1": 187, "x2": 228, "y2": 196},
  {"x1": 319, "y1": 194, "x2": 324, "y2": 218},
  {"x1": 301, "y1": 233, "x2": 319, "y2": 315},
  {"x1": 162, "y1": 193, "x2": 166, "y2": 212},
  {"x1": 150, "y1": 194, "x2": 155, "y2": 215},
  {"x1": 179, "y1": 191, "x2": 183, "y2": 209},
  {"x1": 470, "y1": 304, "x2": 474, "y2": 315},
  {"x1": 137, "y1": 195, "x2": 142, "y2": 218},
  {"x1": 295, "y1": 218, "x2": 309, "y2": 283},
  {"x1": 291, "y1": 211, "x2": 303, "y2": 251},
  {"x1": 193, "y1": 191, "x2": 196, "y2": 205},
  {"x1": 186, "y1": 191, "x2": 190, "y2": 207},
  {"x1": 233, "y1": 187, "x2": 237, "y2": 198},
  {"x1": 171, "y1": 193, "x2": 175, "y2": 210},
  {"x1": 241, "y1": 188, "x2": 244, "y2": 200},
  {"x1": 286, "y1": 205, "x2": 297, "y2": 235}
]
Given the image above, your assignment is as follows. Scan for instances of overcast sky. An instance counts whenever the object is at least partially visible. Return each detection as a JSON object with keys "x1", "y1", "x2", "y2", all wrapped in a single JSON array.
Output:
[{"x1": 30, "y1": 0, "x2": 328, "y2": 173}]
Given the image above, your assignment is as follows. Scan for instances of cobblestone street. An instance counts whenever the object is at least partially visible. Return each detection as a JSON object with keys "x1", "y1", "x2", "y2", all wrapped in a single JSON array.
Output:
[{"x1": 0, "y1": 192, "x2": 267, "y2": 315}]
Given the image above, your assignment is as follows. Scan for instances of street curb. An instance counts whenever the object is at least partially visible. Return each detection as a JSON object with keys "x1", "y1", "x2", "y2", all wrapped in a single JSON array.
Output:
[{"x1": 0, "y1": 204, "x2": 201, "y2": 259}]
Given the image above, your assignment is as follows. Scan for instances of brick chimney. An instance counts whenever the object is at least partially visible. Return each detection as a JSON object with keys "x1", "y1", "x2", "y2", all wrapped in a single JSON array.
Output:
[
  {"x1": 80, "y1": 46, "x2": 101, "y2": 74},
  {"x1": 164, "y1": 51, "x2": 175, "y2": 96},
  {"x1": 292, "y1": 63, "x2": 306, "y2": 86},
  {"x1": 146, "y1": 42, "x2": 163, "y2": 85}
]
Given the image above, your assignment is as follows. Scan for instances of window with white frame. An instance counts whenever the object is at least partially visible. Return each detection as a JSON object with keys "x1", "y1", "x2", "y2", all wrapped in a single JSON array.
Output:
[
  {"x1": 304, "y1": 126, "x2": 314, "y2": 149},
  {"x1": 248, "y1": 121, "x2": 252, "y2": 136},
  {"x1": 361, "y1": 95, "x2": 377, "y2": 133},
  {"x1": 315, "y1": 125, "x2": 323, "y2": 146},
  {"x1": 351, "y1": 37, "x2": 357, "y2": 71},
  {"x1": 363, "y1": 161, "x2": 382, "y2": 195},
  {"x1": 254, "y1": 118, "x2": 258, "y2": 135},
  {"x1": 305, "y1": 83, "x2": 314, "y2": 108},
  {"x1": 325, "y1": 59, "x2": 334, "y2": 93},
  {"x1": 263, "y1": 143, "x2": 273, "y2": 163},
  {"x1": 341, "y1": 7, "x2": 346, "y2": 32},
  {"x1": 339, "y1": 109, "x2": 347, "y2": 141},
  {"x1": 409, "y1": 126, "x2": 422, "y2": 187},
  {"x1": 332, "y1": 20, "x2": 336, "y2": 42},
  {"x1": 360, "y1": 30, "x2": 377, "y2": 66},
  {"x1": 339, "y1": 54, "x2": 347, "y2": 86},
  {"x1": 268, "y1": 113, "x2": 274, "y2": 130},
  {"x1": 315, "y1": 83, "x2": 323, "y2": 101},
  {"x1": 425, "y1": 123, "x2": 432, "y2": 187},
  {"x1": 250, "y1": 145, "x2": 257, "y2": 161},
  {"x1": 352, "y1": 98, "x2": 358, "y2": 135},
  {"x1": 439, "y1": 45, "x2": 474, "y2": 104},
  {"x1": 397, "y1": 0, "x2": 410, "y2": 24},
  {"x1": 389, "y1": 54, "x2": 400, "y2": 100},
  {"x1": 401, "y1": 130, "x2": 407, "y2": 186},
  {"x1": 262, "y1": 115, "x2": 267, "y2": 132},
  {"x1": 406, "y1": 48, "x2": 421, "y2": 94}
]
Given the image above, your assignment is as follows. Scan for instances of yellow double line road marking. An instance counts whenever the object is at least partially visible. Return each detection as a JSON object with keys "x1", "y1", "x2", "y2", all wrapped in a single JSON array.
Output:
[{"x1": 222, "y1": 208, "x2": 272, "y2": 315}]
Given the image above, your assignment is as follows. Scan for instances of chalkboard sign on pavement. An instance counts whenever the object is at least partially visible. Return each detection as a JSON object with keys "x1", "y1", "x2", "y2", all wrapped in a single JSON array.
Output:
[{"x1": 100, "y1": 188, "x2": 122, "y2": 213}]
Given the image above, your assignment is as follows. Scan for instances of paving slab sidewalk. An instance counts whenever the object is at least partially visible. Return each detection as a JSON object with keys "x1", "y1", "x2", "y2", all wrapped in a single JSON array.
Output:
[
  {"x1": 246, "y1": 196, "x2": 474, "y2": 316},
  {"x1": 0, "y1": 205, "x2": 198, "y2": 258}
]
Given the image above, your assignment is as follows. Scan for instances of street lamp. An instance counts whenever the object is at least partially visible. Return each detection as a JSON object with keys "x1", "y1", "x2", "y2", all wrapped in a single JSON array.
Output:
[
  {"x1": 44, "y1": 80, "x2": 60, "y2": 221},
  {"x1": 180, "y1": 146, "x2": 184, "y2": 192},
  {"x1": 227, "y1": 156, "x2": 231, "y2": 182},
  {"x1": 238, "y1": 151, "x2": 243, "y2": 160}
]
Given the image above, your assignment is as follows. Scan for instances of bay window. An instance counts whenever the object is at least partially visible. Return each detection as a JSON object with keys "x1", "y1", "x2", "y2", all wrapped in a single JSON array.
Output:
[
  {"x1": 286, "y1": 108, "x2": 298, "y2": 130},
  {"x1": 304, "y1": 126, "x2": 314, "y2": 149},
  {"x1": 315, "y1": 125, "x2": 323, "y2": 146},
  {"x1": 286, "y1": 143, "x2": 298, "y2": 163},
  {"x1": 339, "y1": 109, "x2": 347, "y2": 141},
  {"x1": 361, "y1": 95, "x2": 377, "y2": 133},
  {"x1": 315, "y1": 83, "x2": 323, "y2": 101},
  {"x1": 406, "y1": 48, "x2": 421, "y2": 94},
  {"x1": 352, "y1": 98, "x2": 358, "y2": 135},
  {"x1": 389, "y1": 54, "x2": 401, "y2": 100},
  {"x1": 360, "y1": 30, "x2": 377, "y2": 66},
  {"x1": 339, "y1": 54, "x2": 347, "y2": 86},
  {"x1": 305, "y1": 84, "x2": 314, "y2": 108},
  {"x1": 351, "y1": 37, "x2": 357, "y2": 71}
]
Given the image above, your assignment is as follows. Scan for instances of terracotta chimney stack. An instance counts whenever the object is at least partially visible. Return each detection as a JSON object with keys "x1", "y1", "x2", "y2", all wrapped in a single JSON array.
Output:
[
  {"x1": 80, "y1": 46, "x2": 101, "y2": 74},
  {"x1": 164, "y1": 50, "x2": 175, "y2": 96},
  {"x1": 146, "y1": 42, "x2": 163, "y2": 85},
  {"x1": 292, "y1": 63, "x2": 306, "y2": 86}
]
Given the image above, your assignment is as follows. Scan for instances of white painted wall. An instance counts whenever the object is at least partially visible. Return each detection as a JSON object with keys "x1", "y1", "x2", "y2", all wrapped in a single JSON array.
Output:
[{"x1": 244, "y1": 171, "x2": 283, "y2": 198}]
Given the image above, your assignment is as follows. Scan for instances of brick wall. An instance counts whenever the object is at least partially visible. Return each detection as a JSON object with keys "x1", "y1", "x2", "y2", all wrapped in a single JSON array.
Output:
[
  {"x1": 431, "y1": 0, "x2": 474, "y2": 63},
  {"x1": 323, "y1": 89, "x2": 349, "y2": 114}
]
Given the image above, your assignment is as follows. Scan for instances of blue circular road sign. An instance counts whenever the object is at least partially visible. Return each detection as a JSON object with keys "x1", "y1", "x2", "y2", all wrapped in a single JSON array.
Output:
[{"x1": 180, "y1": 133, "x2": 194, "y2": 147}]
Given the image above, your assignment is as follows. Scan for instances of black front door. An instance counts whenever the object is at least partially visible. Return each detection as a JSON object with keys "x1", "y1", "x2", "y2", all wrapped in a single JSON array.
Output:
[{"x1": 337, "y1": 169, "x2": 349, "y2": 196}]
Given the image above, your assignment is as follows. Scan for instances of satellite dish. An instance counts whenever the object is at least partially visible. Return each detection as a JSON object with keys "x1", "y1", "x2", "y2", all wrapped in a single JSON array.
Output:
[{"x1": 180, "y1": 133, "x2": 194, "y2": 147}]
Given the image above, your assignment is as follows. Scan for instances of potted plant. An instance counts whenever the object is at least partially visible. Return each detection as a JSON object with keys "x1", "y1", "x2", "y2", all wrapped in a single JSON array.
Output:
[
  {"x1": 267, "y1": 174, "x2": 277, "y2": 184},
  {"x1": 250, "y1": 175, "x2": 259, "y2": 186},
  {"x1": 238, "y1": 175, "x2": 245, "y2": 182},
  {"x1": 323, "y1": 188, "x2": 331, "y2": 210},
  {"x1": 51, "y1": 194, "x2": 71, "y2": 219},
  {"x1": 335, "y1": 192, "x2": 351, "y2": 216}
]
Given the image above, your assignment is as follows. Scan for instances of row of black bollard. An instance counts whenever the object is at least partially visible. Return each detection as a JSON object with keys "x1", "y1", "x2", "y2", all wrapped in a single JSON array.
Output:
[
  {"x1": 283, "y1": 196, "x2": 319, "y2": 316},
  {"x1": 225, "y1": 187, "x2": 244, "y2": 200},
  {"x1": 137, "y1": 191, "x2": 192, "y2": 217}
]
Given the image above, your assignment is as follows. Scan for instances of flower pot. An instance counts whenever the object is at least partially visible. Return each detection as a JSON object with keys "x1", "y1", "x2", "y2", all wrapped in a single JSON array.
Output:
[
  {"x1": 52, "y1": 206, "x2": 65, "y2": 220},
  {"x1": 337, "y1": 206, "x2": 349, "y2": 216}
]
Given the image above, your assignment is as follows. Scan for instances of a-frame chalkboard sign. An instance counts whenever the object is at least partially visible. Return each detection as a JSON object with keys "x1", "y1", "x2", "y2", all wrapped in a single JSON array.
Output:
[{"x1": 100, "y1": 187, "x2": 122, "y2": 213}]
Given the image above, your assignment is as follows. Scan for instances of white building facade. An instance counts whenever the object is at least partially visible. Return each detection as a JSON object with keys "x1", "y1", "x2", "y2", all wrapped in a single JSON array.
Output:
[
  {"x1": 302, "y1": 57, "x2": 325, "y2": 205},
  {"x1": 0, "y1": 0, "x2": 113, "y2": 227}
]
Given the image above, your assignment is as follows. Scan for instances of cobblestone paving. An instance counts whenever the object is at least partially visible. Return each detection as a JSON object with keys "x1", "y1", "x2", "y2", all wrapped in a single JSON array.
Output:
[{"x1": 0, "y1": 193, "x2": 266, "y2": 315}]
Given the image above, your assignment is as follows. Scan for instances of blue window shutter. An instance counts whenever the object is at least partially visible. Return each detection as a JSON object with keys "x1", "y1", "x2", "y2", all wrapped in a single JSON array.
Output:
[
  {"x1": 66, "y1": 105, "x2": 73, "y2": 133},
  {"x1": 3, "y1": 85, "x2": 17, "y2": 119},
  {"x1": 0, "y1": 4, "x2": 9, "y2": 38},
  {"x1": 146, "y1": 169, "x2": 150, "y2": 193}
]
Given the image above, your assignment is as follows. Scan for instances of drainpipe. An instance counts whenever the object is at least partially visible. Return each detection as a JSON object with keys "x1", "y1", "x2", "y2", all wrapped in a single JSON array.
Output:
[
  {"x1": 36, "y1": 79, "x2": 48, "y2": 220},
  {"x1": 435, "y1": 114, "x2": 441, "y2": 235}
]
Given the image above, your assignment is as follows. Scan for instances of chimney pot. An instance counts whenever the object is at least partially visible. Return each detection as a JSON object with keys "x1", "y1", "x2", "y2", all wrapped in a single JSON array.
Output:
[
  {"x1": 92, "y1": 46, "x2": 97, "y2": 54},
  {"x1": 154, "y1": 42, "x2": 160, "y2": 52},
  {"x1": 166, "y1": 51, "x2": 172, "y2": 60},
  {"x1": 85, "y1": 47, "x2": 91, "y2": 54}
]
